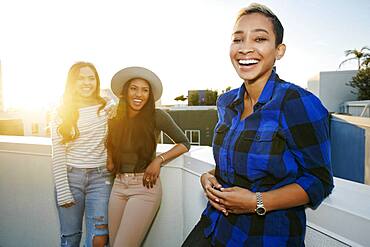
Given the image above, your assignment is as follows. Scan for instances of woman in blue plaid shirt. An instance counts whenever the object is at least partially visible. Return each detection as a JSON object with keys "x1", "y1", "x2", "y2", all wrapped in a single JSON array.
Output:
[{"x1": 183, "y1": 3, "x2": 334, "y2": 247}]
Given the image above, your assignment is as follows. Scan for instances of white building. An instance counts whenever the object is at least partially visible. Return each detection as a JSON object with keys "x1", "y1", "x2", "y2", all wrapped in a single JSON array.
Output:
[
  {"x1": 0, "y1": 109, "x2": 50, "y2": 136},
  {"x1": 0, "y1": 60, "x2": 3, "y2": 112},
  {"x1": 307, "y1": 70, "x2": 358, "y2": 113}
]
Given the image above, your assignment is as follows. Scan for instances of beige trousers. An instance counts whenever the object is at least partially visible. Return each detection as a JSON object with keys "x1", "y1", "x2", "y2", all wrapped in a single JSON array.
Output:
[{"x1": 108, "y1": 174, "x2": 162, "y2": 247}]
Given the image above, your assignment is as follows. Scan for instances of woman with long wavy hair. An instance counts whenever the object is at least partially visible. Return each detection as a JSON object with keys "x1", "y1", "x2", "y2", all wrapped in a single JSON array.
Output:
[
  {"x1": 51, "y1": 62, "x2": 113, "y2": 247},
  {"x1": 107, "y1": 66, "x2": 190, "y2": 247}
]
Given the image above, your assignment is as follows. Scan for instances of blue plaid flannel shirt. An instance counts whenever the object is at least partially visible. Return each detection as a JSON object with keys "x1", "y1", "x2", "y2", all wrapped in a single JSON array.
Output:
[{"x1": 201, "y1": 70, "x2": 334, "y2": 246}]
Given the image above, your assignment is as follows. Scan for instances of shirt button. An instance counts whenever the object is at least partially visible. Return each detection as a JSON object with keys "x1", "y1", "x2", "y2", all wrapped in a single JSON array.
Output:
[{"x1": 255, "y1": 134, "x2": 260, "y2": 140}]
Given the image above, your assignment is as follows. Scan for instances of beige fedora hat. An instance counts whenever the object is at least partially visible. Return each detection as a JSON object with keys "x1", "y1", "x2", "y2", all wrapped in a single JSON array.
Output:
[{"x1": 111, "y1": 66, "x2": 163, "y2": 101}]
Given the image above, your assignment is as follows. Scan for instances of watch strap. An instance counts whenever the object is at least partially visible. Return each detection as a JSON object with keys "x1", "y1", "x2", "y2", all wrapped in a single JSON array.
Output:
[
  {"x1": 256, "y1": 192, "x2": 263, "y2": 206},
  {"x1": 255, "y1": 192, "x2": 266, "y2": 215}
]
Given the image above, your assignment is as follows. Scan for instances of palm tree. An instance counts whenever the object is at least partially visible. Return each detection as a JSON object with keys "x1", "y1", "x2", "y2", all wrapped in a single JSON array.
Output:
[
  {"x1": 174, "y1": 95, "x2": 187, "y2": 102},
  {"x1": 339, "y1": 46, "x2": 370, "y2": 69},
  {"x1": 362, "y1": 55, "x2": 370, "y2": 67}
]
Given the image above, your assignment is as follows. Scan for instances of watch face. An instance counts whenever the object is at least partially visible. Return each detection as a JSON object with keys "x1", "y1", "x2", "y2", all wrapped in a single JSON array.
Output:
[{"x1": 256, "y1": 206, "x2": 266, "y2": 216}]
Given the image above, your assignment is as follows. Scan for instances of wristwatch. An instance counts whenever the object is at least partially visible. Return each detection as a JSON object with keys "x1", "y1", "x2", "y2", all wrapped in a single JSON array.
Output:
[{"x1": 255, "y1": 192, "x2": 266, "y2": 216}]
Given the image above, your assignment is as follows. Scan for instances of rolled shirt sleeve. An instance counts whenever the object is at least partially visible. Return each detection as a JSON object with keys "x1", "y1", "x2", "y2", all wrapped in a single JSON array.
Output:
[{"x1": 282, "y1": 87, "x2": 334, "y2": 208}]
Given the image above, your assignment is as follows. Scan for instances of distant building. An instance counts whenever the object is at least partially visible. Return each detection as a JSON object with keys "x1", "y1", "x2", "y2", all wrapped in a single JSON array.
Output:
[
  {"x1": 188, "y1": 90, "x2": 218, "y2": 106},
  {"x1": 0, "y1": 118, "x2": 24, "y2": 135},
  {"x1": 0, "y1": 60, "x2": 3, "y2": 112},
  {"x1": 341, "y1": 100, "x2": 370, "y2": 117},
  {"x1": 0, "y1": 109, "x2": 50, "y2": 137},
  {"x1": 0, "y1": 61, "x2": 24, "y2": 135},
  {"x1": 188, "y1": 90, "x2": 207, "y2": 106},
  {"x1": 307, "y1": 70, "x2": 357, "y2": 113},
  {"x1": 160, "y1": 105, "x2": 218, "y2": 146}
]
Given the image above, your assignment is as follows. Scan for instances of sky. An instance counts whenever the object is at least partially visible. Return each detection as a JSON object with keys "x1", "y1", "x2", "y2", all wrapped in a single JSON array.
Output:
[{"x1": 0, "y1": 0, "x2": 369, "y2": 110}]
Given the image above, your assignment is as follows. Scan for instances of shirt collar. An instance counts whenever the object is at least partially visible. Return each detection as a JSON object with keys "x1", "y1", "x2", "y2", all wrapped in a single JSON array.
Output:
[
  {"x1": 228, "y1": 84, "x2": 245, "y2": 110},
  {"x1": 258, "y1": 69, "x2": 277, "y2": 104},
  {"x1": 228, "y1": 69, "x2": 278, "y2": 110}
]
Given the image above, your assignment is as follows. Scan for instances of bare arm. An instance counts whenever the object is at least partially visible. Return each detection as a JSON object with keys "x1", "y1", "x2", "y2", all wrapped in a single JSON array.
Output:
[
  {"x1": 209, "y1": 183, "x2": 309, "y2": 215},
  {"x1": 200, "y1": 169, "x2": 230, "y2": 214},
  {"x1": 144, "y1": 109, "x2": 190, "y2": 188},
  {"x1": 157, "y1": 143, "x2": 188, "y2": 166},
  {"x1": 262, "y1": 184, "x2": 309, "y2": 212},
  {"x1": 202, "y1": 168, "x2": 309, "y2": 214},
  {"x1": 143, "y1": 144, "x2": 188, "y2": 188}
]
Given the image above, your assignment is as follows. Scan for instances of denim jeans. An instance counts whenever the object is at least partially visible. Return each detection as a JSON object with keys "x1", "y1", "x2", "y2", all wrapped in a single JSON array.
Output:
[{"x1": 56, "y1": 166, "x2": 112, "y2": 247}]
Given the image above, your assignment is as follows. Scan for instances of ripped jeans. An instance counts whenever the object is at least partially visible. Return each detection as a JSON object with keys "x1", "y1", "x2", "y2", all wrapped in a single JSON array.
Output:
[{"x1": 56, "y1": 166, "x2": 112, "y2": 247}]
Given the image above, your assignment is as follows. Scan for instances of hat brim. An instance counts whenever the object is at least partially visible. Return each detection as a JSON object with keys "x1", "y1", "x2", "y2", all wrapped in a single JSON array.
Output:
[{"x1": 111, "y1": 66, "x2": 163, "y2": 102}]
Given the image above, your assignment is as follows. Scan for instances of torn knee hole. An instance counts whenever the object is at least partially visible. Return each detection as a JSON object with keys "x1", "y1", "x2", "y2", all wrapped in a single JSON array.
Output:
[
  {"x1": 62, "y1": 232, "x2": 82, "y2": 238},
  {"x1": 94, "y1": 216, "x2": 105, "y2": 221},
  {"x1": 95, "y1": 224, "x2": 108, "y2": 229},
  {"x1": 93, "y1": 234, "x2": 108, "y2": 238}
]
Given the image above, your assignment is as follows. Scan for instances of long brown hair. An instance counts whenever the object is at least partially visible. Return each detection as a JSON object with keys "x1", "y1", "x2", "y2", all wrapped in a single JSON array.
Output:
[
  {"x1": 107, "y1": 79, "x2": 156, "y2": 174},
  {"x1": 57, "y1": 62, "x2": 106, "y2": 144}
]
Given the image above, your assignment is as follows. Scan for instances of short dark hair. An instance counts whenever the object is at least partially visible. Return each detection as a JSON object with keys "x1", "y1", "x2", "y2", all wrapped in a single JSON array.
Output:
[{"x1": 235, "y1": 3, "x2": 284, "y2": 46}]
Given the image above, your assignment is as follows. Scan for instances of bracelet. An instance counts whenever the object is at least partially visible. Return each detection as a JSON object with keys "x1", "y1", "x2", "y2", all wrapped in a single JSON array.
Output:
[{"x1": 158, "y1": 154, "x2": 166, "y2": 163}]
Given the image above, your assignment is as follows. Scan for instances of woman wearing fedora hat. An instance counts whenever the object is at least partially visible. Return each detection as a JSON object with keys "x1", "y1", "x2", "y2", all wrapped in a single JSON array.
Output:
[
  {"x1": 51, "y1": 62, "x2": 113, "y2": 247},
  {"x1": 107, "y1": 66, "x2": 190, "y2": 247}
]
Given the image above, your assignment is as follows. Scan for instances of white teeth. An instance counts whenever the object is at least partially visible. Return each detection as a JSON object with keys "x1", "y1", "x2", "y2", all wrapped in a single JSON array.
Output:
[
  {"x1": 133, "y1": 99, "x2": 142, "y2": 103},
  {"x1": 239, "y1": 59, "x2": 259, "y2": 65}
]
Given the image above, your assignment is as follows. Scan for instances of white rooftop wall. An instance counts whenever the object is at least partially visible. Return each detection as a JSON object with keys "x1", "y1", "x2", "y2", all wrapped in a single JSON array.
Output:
[{"x1": 1, "y1": 137, "x2": 370, "y2": 247}]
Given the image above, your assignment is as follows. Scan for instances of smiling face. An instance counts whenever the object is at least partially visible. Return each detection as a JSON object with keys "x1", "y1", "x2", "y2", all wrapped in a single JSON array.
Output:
[
  {"x1": 230, "y1": 13, "x2": 286, "y2": 85},
  {"x1": 74, "y1": 66, "x2": 98, "y2": 99},
  {"x1": 126, "y1": 78, "x2": 150, "y2": 115}
]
